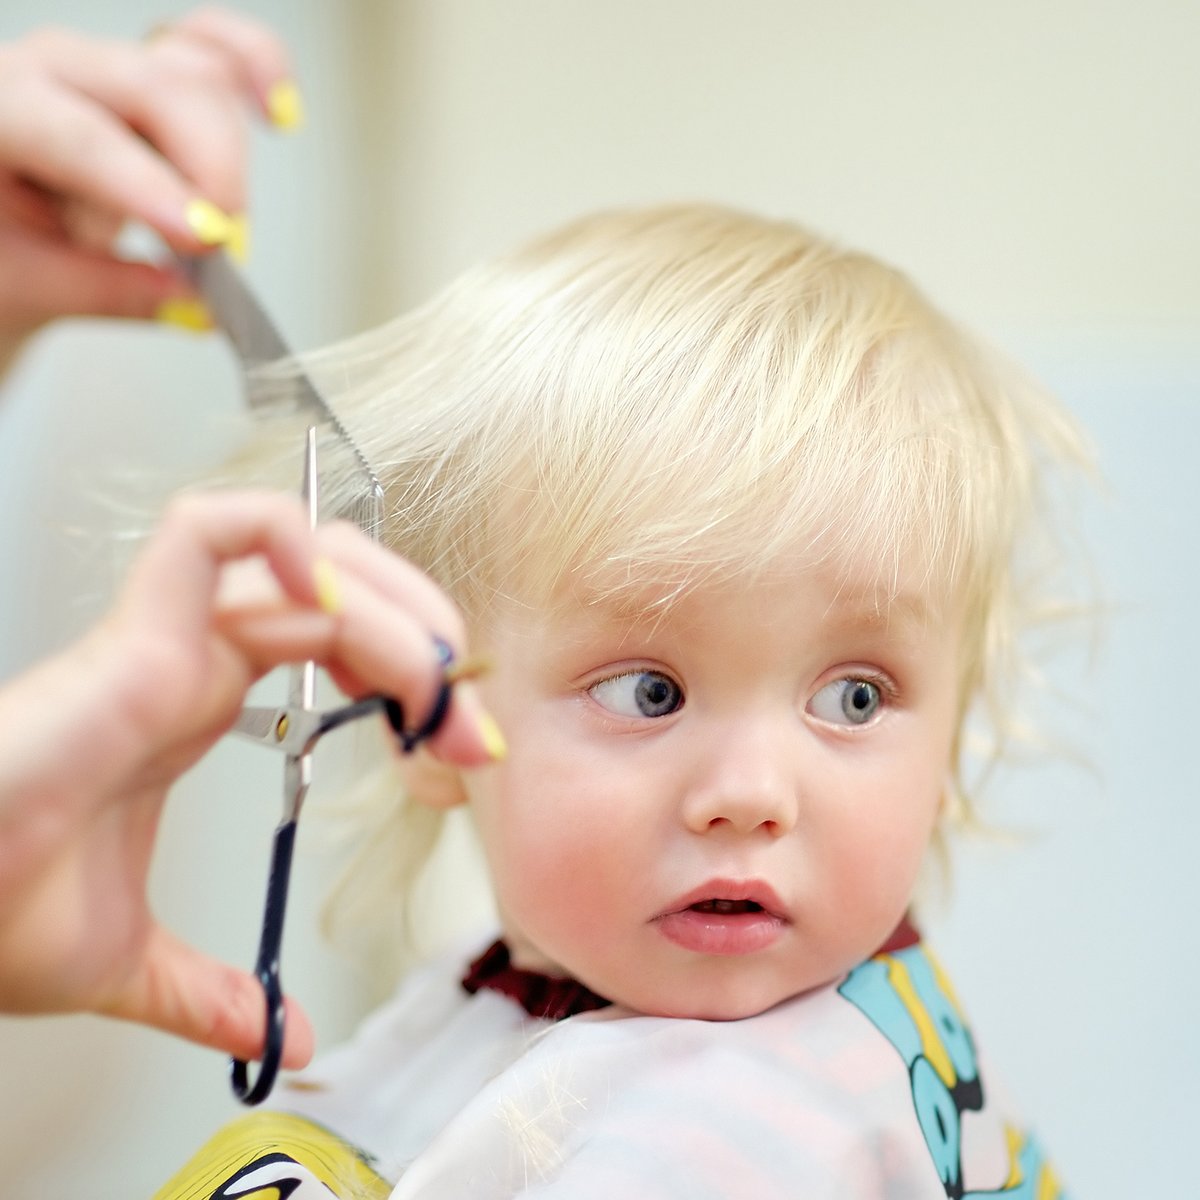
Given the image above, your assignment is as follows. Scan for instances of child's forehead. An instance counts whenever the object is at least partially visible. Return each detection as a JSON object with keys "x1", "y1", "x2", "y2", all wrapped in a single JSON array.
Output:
[{"x1": 496, "y1": 549, "x2": 955, "y2": 644}]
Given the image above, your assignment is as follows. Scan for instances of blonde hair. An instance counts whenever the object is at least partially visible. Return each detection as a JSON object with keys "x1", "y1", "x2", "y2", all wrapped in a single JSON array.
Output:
[{"x1": 241, "y1": 204, "x2": 1090, "y2": 965}]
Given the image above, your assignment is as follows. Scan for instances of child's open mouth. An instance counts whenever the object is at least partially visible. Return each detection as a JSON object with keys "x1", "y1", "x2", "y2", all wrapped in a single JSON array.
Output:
[
  {"x1": 688, "y1": 899, "x2": 765, "y2": 914},
  {"x1": 656, "y1": 883, "x2": 787, "y2": 955}
]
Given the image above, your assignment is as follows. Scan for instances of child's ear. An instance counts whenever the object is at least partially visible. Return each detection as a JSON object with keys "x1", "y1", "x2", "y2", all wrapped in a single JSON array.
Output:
[{"x1": 396, "y1": 745, "x2": 469, "y2": 809}]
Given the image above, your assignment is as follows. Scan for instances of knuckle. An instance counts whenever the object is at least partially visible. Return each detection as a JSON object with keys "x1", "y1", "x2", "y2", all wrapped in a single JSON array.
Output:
[
  {"x1": 153, "y1": 44, "x2": 233, "y2": 92},
  {"x1": 160, "y1": 491, "x2": 207, "y2": 530}
]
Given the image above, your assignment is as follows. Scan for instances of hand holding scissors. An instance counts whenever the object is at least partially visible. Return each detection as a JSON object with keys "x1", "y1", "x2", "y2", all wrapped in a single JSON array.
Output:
[{"x1": 0, "y1": 488, "x2": 499, "y2": 1060}]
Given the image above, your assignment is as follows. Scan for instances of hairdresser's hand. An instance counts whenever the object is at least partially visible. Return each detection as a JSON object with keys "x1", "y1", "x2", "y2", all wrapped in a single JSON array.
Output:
[
  {"x1": 0, "y1": 7, "x2": 299, "y2": 364},
  {"x1": 0, "y1": 490, "x2": 496, "y2": 1064}
]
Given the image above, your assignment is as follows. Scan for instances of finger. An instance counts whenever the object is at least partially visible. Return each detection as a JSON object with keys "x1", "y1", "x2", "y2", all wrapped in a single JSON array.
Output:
[
  {"x1": 290, "y1": 526, "x2": 497, "y2": 763},
  {"x1": 225, "y1": 523, "x2": 465, "y2": 712},
  {"x1": 217, "y1": 588, "x2": 496, "y2": 768},
  {"x1": 220, "y1": 573, "x2": 447, "y2": 717},
  {"x1": 56, "y1": 195, "x2": 125, "y2": 253},
  {"x1": 1, "y1": 29, "x2": 259, "y2": 246},
  {"x1": 120, "y1": 30, "x2": 251, "y2": 216},
  {"x1": 122, "y1": 492, "x2": 458, "y2": 656},
  {"x1": 103, "y1": 925, "x2": 314, "y2": 1068},
  {"x1": 163, "y1": 5, "x2": 299, "y2": 126},
  {"x1": 322, "y1": 567, "x2": 456, "y2": 723},
  {"x1": 221, "y1": 515, "x2": 470, "y2": 693},
  {"x1": 119, "y1": 491, "x2": 322, "y2": 641},
  {"x1": 132, "y1": 78, "x2": 249, "y2": 219},
  {"x1": 0, "y1": 228, "x2": 188, "y2": 324},
  {"x1": 315, "y1": 521, "x2": 468, "y2": 653},
  {"x1": 428, "y1": 680, "x2": 506, "y2": 767},
  {"x1": 0, "y1": 173, "x2": 66, "y2": 238},
  {"x1": 0, "y1": 61, "x2": 205, "y2": 250},
  {"x1": 125, "y1": 492, "x2": 499, "y2": 765}
]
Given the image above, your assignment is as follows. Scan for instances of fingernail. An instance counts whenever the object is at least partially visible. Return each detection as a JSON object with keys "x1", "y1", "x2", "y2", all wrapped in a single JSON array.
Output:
[
  {"x1": 184, "y1": 197, "x2": 237, "y2": 246},
  {"x1": 477, "y1": 711, "x2": 508, "y2": 762},
  {"x1": 155, "y1": 297, "x2": 215, "y2": 332},
  {"x1": 267, "y1": 79, "x2": 305, "y2": 131},
  {"x1": 227, "y1": 213, "x2": 251, "y2": 264},
  {"x1": 313, "y1": 558, "x2": 341, "y2": 614}
]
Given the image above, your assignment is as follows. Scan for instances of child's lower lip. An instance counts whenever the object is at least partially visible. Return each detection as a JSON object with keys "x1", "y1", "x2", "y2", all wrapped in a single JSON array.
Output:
[{"x1": 655, "y1": 910, "x2": 786, "y2": 955}]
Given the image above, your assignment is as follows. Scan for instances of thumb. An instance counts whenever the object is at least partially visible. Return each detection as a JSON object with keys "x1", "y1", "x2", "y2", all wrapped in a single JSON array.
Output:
[
  {"x1": 0, "y1": 232, "x2": 189, "y2": 325},
  {"x1": 101, "y1": 926, "x2": 315, "y2": 1069}
]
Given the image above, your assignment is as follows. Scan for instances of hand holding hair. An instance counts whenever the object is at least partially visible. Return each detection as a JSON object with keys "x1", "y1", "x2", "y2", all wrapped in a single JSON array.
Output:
[{"x1": 0, "y1": 489, "x2": 502, "y2": 1065}]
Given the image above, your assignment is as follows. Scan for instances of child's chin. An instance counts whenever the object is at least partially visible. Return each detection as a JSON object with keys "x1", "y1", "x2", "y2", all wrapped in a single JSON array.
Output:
[{"x1": 620, "y1": 979, "x2": 815, "y2": 1022}]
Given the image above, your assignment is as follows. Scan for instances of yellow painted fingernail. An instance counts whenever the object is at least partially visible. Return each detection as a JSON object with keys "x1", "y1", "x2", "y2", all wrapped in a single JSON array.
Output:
[
  {"x1": 478, "y1": 712, "x2": 508, "y2": 761},
  {"x1": 313, "y1": 558, "x2": 341, "y2": 614},
  {"x1": 267, "y1": 79, "x2": 305, "y2": 131},
  {"x1": 227, "y1": 213, "x2": 251, "y2": 264},
  {"x1": 155, "y1": 297, "x2": 215, "y2": 332},
  {"x1": 184, "y1": 197, "x2": 236, "y2": 246}
]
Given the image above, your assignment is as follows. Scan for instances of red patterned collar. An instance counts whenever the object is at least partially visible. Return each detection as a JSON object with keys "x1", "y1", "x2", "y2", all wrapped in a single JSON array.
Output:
[
  {"x1": 462, "y1": 940, "x2": 612, "y2": 1021},
  {"x1": 462, "y1": 915, "x2": 921, "y2": 1022}
]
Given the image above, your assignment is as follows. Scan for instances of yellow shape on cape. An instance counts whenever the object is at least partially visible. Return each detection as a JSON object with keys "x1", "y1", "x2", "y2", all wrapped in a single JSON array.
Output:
[{"x1": 153, "y1": 1109, "x2": 390, "y2": 1200}]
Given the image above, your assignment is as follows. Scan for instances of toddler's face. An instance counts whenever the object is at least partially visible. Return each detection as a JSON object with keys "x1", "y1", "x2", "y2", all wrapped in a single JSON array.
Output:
[{"x1": 463, "y1": 560, "x2": 962, "y2": 1019}]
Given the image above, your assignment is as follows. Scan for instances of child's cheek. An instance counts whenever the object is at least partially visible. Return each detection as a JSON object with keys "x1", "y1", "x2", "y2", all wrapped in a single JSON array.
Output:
[
  {"x1": 497, "y1": 750, "x2": 628, "y2": 938},
  {"x1": 840, "y1": 785, "x2": 941, "y2": 921}
]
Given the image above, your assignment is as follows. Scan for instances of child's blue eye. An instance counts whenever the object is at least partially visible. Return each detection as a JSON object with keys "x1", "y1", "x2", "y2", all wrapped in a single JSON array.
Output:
[
  {"x1": 589, "y1": 671, "x2": 684, "y2": 719},
  {"x1": 809, "y1": 678, "x2": 883, "y2": 726}
]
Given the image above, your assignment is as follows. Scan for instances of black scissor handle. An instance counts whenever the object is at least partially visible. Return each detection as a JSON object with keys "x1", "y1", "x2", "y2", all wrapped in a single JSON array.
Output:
[
  {"x1": 230, "y1": 818, "x2": 295, "y2": 1105},
  {"x1": 389, "y1": 637, "x2": 456, "y2": 752},
  {"x1": 385, "y1": 678, "x2": 453, "y2": 753}
]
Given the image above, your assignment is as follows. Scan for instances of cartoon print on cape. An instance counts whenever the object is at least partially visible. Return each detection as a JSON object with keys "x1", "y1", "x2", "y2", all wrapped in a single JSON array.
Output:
[{"x1": 840, "y1": 943, "x2": 1065, "y2": 1200}]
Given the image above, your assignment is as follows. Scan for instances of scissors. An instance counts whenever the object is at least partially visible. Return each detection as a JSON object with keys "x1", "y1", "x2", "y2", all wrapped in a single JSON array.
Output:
[{"x1": 181, "y1": 252, "x2": 456, "y2": 1105}]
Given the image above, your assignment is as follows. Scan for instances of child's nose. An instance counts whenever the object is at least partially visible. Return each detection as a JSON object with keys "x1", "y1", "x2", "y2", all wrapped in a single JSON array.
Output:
[{"x1": 679, "y1": 719, "x2": 800, "y2": 838}]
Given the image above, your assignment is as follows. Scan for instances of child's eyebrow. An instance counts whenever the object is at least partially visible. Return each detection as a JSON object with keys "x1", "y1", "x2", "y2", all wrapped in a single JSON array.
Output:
[
  {"x1": 823, "y1": 589, "x2": 939, "y2": 636},
  {"x1": 573, "y1": 579, "x2": 941, "y2": 641}
]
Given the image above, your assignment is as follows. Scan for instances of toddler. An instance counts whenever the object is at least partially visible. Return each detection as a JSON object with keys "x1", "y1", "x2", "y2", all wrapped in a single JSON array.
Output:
[{"x1": 159, "y1": 204, "x2": 1084, "y2": 1199}]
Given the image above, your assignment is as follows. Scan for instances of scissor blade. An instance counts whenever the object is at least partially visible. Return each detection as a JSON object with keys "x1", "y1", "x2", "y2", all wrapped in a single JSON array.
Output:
[{"x1": 232, "y1": 705, "x2": 291, "y2": 746}]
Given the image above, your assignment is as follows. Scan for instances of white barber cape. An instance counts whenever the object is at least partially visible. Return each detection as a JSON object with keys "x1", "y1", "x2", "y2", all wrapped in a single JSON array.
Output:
[{"x1": 155, "y1": 936, "x2": 1067, "y2": 1199}]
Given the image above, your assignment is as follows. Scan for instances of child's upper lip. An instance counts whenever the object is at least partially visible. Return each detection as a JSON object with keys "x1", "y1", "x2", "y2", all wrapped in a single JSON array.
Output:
[{"x1": 660, "y1": 878, "x2": 789, "y2": 920}]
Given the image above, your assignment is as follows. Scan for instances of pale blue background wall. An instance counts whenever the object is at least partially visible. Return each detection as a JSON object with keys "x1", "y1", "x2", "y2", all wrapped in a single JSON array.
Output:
[{"x1": 0, "y1": 3, "x2": 1195, "y2": 1195}]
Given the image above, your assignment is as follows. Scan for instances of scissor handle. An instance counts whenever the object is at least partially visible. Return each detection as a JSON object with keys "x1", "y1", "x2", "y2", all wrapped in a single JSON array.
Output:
[
  {"x1": 227, "y1": 660, "x2": 452, "y2": 1106},
  {"x1": 386, "y1": 678, "x2": 453, "y2": 753},
  {"x1": 231, "y1": 818, "x2": 296, "y2": 1105}
]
